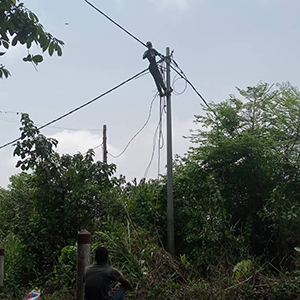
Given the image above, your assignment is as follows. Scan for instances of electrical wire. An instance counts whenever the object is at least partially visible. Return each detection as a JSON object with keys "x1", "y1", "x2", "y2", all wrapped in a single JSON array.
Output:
[
  {"x1": 84, "y1": 0, "x2": 147, "y2": 48},
  {"x1": 0, "y1": 67, "x2": 149, "y2": 150},
  {"x1": 144, "y1": 98, "x2": 165, "y2": 178},
  {"x1": 170, "y1": 58, "x2": 211, "y2": 109},
  {"x1": 91, "y1": 143, "x2": 103, "y2": 150},
  {"x1": 134, "y1": 70, "x2": 150, "y2": 80},
  {"x1": 83, "y1": 0, "x2": 211, "y2": 109},
  {"x1": 172, "y1": 73, "x2": 188, "y2": 96},
  {"x1": 0, "y1": 111, "x2": 21, "y2": 114},
  {"x1": 170, "y1": 58, "x2": 239, "y2": 137},
  {"x1": 0, "y1": 111, "x2": 101, "y2": 131},
  {"x1": 108, "y1": 92, "x2": 158, "y2": 158},
  {"x1": 39, "y1": 125, "x2": 102, "y2": 132},
  {"x1": 83, "y1": 143, "x2": 103, "y2": 156},
  {"x1": 84, "y1": 0, "x2": 212, "y2": 110},
  {"x1": 144, "y1": 122, "x2": 159, "y2": 178},
  {"x1": 0, "y1": 116, "x2": 20, "y2": 124},
  {"x1": 0, "y1": 116, "x2": 102, "y2": 132},
  {"x1": 157, "y1": 97, "x2": 164, "y2": 179}
]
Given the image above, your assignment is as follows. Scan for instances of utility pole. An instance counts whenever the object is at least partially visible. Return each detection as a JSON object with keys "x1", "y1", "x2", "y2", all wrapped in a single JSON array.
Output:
[
  {"x1": 166, "y1": 47, "x2": 174, "y2": 256},
  {"x1": 103, "y1": 124, "x2": 107, "y2": 164}
]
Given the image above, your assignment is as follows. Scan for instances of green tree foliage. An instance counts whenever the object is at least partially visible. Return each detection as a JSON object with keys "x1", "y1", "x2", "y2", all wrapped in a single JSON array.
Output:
[
  {"x1": 1, "y1": 83, "x2": 300, "y2": 298},
  {"x1": 168, "y1": 82, "x2": 300, "y2": 269},
  {"x1": 5, "y1": 113, "x2": 117, "y2": 280},
  {"x1": 0, "y1": 0, "x2": 64, "y2": 78}
]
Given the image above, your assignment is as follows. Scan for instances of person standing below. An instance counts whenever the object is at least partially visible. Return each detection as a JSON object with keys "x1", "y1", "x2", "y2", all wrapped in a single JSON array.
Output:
[
  {"x1": 84, "y1": 246, "x2": 132, "y2": 300},
  {"x1": 143, "y1": 41, "x2": 171, "y2": 97}
]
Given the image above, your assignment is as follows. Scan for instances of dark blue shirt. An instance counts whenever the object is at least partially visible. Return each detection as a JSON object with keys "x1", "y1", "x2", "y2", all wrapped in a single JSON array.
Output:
[
  {"x1": 143, "y1": 48, "x2": 160, "y2": 66},
  {"x1": 84, "y1": 263, "x2": 121, "y2": 300}
]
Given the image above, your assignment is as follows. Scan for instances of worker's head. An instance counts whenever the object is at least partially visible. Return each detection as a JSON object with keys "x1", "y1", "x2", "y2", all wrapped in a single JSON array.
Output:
[
  {"x1": 95, "y1": 246, "x2": 108, "y2": 264},
  {"x1": 146, "y1": 41, "x2": 152, "y2": 49}
]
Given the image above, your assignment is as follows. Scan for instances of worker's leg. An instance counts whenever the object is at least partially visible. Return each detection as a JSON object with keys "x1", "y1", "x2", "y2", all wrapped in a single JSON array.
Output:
[
  {"x1": 150, "y1": 67, "x2": 165, "y2": 95},
  {"x1": 109, "y1": 285, "x2": 126, "y2": 300},
  {"x1": 156, "y1": 70, "x2": 167, "y2": 91}
]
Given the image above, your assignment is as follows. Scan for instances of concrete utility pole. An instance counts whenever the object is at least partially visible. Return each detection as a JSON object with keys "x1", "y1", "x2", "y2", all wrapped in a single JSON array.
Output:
[
  {"x1": 166, "y1": 47, "x2": 175, "y2": 256},
  {"x1": 103, "y1": 125, "x2": 107, "y2": 164}
]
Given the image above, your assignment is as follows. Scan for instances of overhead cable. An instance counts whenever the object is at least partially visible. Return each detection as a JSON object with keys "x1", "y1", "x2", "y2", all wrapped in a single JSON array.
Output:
[
  {"x1": 108, "y1": 92, "x2": 158, "y2": 158},
  {"x1": 170, "y1": 59, "x2": 211, "y2": 109},
  {"x1": 84, "y1": 0, "x2": 147, "y2": 48},
  {"x1": 0, "y1": 111, "x2": 21, "y2": 114},
  {"x1": 172, "y1": 74, "x2": 188, "y2": 96},
  {"x1": 83, "y1": 143, "x2": 103, "y2": 156},
  {"x1": 0, "y1": 117, "x2": 101, "y2": 132},
  {"x1": 0, "y1": 67, "x2": 149, "y2": 150},
  {"x1": 83, "y1": 0, "x2": 211, "y2": 110},
  {"x1": 144, "y1": 99, "x2": 164, "y2": 178}
]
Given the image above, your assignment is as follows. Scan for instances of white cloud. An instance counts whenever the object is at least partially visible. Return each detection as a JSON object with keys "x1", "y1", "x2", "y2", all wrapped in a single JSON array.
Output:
[
  {"x1": 0, "y1": 118, "x2": 198, "y2": 188},
  {"x1": 0, "y1": 149, "x2": 19, "y2": 189},
  {"x1": 50, "y1": 130, "x2": 103, "y2": 156},
  {"x1": 109, "y1": 117, "x2": 196, "y2": 181}
]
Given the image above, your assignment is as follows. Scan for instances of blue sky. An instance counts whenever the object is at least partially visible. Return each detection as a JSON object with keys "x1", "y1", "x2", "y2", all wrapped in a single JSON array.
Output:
[{"x1": 1, "y1": 0, "x2": 300, "y2": 187}]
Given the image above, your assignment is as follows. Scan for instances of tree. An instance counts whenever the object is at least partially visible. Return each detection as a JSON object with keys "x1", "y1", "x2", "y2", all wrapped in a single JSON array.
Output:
[
  {"x1": 10, "y1": 113, "x2": 117, "y2": 279},
  {"x1": 0, "y1": 0, "x2": 64, "y2": 78},
  {"x1": 164, "y1": 82, "x2": 300, "y2": 268}
]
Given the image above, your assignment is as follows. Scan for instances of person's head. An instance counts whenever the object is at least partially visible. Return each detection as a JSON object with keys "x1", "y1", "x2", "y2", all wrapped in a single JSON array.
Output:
[
  {"x1": 146, "y1": 41, "x2": 152, "y2": 49},
  {"x1": 95, "y1": 246, "x2": 108, "y2": 264}
]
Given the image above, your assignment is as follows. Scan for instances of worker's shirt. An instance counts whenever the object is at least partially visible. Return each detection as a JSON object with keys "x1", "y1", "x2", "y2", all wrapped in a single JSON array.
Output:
[
  {"x1": 143, "y1": 48, "x2": 160, "y2": 66},
  {"x1": 83, "y1": 263, "x2": 121, "y2": 300}
]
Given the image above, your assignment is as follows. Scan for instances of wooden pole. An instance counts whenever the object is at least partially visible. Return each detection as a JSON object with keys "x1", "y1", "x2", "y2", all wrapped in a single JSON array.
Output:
[
  {"x1": 76, "y1": 230, "x2": 91, "y2": 300},
  {"x1": 103, "y1": 125, "x2": 107, "y2": 164}
]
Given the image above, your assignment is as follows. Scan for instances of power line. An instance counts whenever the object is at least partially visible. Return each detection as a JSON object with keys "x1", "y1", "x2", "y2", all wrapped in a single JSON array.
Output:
[
  {"x1": 84, "y1": 0, "x2": 147, "y2": 48},
  {"x1": 157, "y1": 97, "x2": 165, "y2": 179},
  {"x1": 172, "y1": 73, "x2": 188, "y2": 96},
  {"x1": 0, "y1": 111, "x2": 21, "y2": 114},
  {"x1": 0, "y1": 117, "x2": 102, "y2": 132},
  {"x1": 170, "y1": 58, "x2": 211, "y2": 109},
  {"x1": 0, "y1": 116, "x2": 19, "y2": 124},
  {"x1": 0, "y1": 67, "x2": 149, "y2": 150},
  {"x1": 108, "y1": 92, "x2": 158, "y2": 159},
  {"x1": 144, "y1": 100, "x2": 164, "y2": 178},
  {"x1": 83, "y1": 0, "x2": 211, "y2": 110},
  {"x1": 83, "y1": 143, "x2": 103, "y2": 156},
  {"x1": 40, "y1": 125, "x2": 102, "y2": 132}
]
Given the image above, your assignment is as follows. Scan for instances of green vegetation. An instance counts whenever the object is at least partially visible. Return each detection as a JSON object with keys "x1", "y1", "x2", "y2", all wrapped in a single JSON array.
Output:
[
  {"x1": 1, "y1": 82, "x2": 300, "y2": 299},
  {"x1": 0, "y1": 0, "x2": 64, "y2": 78}
]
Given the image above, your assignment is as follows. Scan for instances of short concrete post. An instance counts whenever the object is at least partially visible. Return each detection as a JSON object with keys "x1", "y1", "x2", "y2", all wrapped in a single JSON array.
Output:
[
  {"x1": 76, "y1": 230, "x2": 91, "y2": 300},
  {"x1": 0, "y1": 247, "x2": 4, "y2": 286}
]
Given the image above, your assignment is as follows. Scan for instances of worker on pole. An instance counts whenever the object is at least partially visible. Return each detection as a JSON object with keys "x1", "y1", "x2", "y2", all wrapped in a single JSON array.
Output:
[{"x1": 142, "y1": 41, "x2": 172, "y2": 97}]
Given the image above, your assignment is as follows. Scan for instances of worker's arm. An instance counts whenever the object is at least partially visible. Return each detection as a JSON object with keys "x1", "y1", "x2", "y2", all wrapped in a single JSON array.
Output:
[
  {"x1": 119, "y1": 272, "x2": 132, "y2": 290},
  {"x1": 158, "y1": 53, "x2": 165, "y2": 59},
  {"x1": 142, "y1": 50, "x2": 148, "y2": 59},
  {"x1": 153, "y1": 49, "x2": 164, "y2": 60}
]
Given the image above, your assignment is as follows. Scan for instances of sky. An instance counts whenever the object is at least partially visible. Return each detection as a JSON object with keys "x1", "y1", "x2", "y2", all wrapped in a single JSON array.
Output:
[{"x1": 1, "y1": 0, "x2": 300, "y2": 188}]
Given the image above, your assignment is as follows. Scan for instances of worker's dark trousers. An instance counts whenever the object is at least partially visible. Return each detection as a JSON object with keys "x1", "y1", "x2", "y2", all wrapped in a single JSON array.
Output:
[{"x1": 149, "y1": 65, "x2": 166, "y2": 94}]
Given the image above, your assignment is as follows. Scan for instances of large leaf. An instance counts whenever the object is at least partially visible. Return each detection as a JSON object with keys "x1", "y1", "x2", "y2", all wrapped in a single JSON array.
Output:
[{"x1": 32, "y1": 54, "x2": 43, "y2": 64}]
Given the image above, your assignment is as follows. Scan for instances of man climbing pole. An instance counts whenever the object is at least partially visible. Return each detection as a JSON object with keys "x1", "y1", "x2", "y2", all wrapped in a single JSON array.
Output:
[{"x1": 143, "y1": 41, "x2": 172, "y2": 97}]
